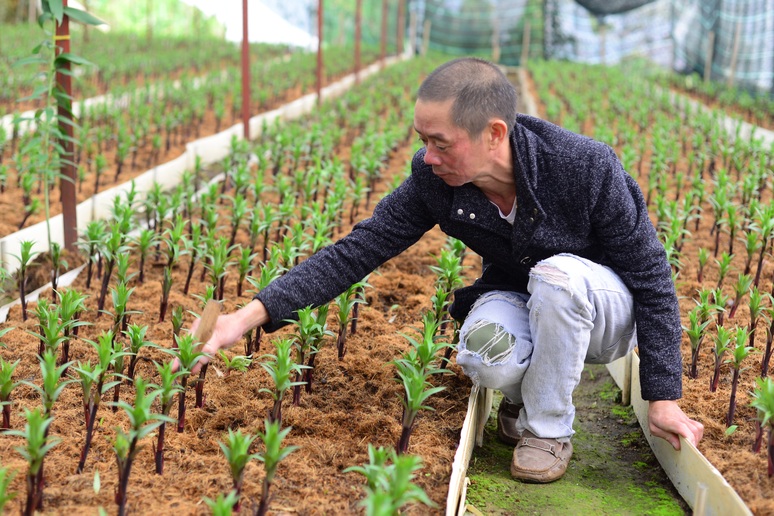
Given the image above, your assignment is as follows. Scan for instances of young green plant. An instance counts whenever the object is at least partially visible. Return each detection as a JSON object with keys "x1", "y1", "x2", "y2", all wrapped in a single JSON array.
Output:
[
  {"x1": 112, "y1": 376, "x2": 172, "y2": 515},
  {"x1": 153, "y1": 361, "x2": 184, "y2": 475},
  {"x1": 260, "y1": 337, "x2": 307, "y2": 425},
  {"x1": 218, "y1": 428, "x2": 260, "y2": 511},
  {"x1": 255, "y1": 419, "x2": 299, "y2": 516},
  {"x1": 344, "y1": 444, "x2": 436, "y2": 516},
  {"x1": 725, "y1": 326, "x2": 755, "y2": 427},
  {"x1": 6, "y1": 408, "x2": 60, "y2": 516}
]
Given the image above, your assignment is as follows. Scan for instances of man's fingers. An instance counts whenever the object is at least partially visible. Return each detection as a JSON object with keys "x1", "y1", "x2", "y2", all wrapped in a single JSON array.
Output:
[
  {"x1": 190, "y1": 341, "x2": 218, "y2": 374},
  {"x1": 650, "y1": 423, "x2": 681, "y2": 450}
]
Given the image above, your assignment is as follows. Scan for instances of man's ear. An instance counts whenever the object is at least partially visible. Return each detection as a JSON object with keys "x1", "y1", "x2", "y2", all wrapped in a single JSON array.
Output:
[{"x1": 489, "y1": 119, "x2": 509, "y2": 148}]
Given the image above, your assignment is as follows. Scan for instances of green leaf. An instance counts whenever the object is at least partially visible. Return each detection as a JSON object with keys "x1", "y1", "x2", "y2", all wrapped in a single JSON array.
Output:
[
  {"x1": 725, "y1": 425, "x2": 738, "y2": 436},
  {"x1": 93, "y1": 470, "x2": 101, "y2": 493},
  {"x1": 13, "y1": 55, "x2": 47, "y2": 68},
  {"x1": 55, "y1": 53, "x2": 95, "y2": 68},
  {"x1": 47, "y1": 0, "x2": 65, "y2": 23},
  {"x1": 63, "y1": 6, "x2": 107, "y2": 26}
]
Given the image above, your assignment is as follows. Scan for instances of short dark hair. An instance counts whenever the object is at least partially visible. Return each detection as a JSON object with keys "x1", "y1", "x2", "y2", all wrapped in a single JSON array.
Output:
[{"x1": 417, "y1": 57, "x2": 518, "y2": 138}]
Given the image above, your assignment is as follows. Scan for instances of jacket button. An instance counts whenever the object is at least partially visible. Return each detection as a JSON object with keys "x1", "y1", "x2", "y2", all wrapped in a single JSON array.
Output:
[
  {"x1": 469, "y1": 213, "x2": 476, "y2": 219},
  {"x1": 457, "y1": 209, "x2": 464, "y2": 215},
  {"x1": 520, "y1": 256, "x2": 531, "y2": 265},
  {"x1": 529, "y1": 217, "x2": 534, "y2": 223}
]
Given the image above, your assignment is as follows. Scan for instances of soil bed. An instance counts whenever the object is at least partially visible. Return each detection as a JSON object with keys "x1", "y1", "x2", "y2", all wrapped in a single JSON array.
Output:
[{"x1": 0, "y1": 68, "x2": 477, "y2": 511}]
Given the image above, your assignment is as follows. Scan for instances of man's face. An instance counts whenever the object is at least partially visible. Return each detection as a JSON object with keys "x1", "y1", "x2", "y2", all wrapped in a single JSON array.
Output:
[{"x1": 413, "y1": 99, "x2": 489, "y2": 187}]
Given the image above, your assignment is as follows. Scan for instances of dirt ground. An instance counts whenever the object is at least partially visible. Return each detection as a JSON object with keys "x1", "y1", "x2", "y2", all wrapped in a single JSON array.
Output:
[{"x1": 0, "y1": 114, "x2": 481, "y2": 514}]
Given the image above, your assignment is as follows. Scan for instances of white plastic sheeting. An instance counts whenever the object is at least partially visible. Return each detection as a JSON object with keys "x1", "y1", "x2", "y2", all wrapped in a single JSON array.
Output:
[{"x1": 179, "y1": 0, "x2": 318, "y2": 50}]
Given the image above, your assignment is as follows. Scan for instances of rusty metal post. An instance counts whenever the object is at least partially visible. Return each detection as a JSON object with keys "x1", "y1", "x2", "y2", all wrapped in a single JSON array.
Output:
[
  {"x1": 241, "y1": 0, "x2": 251, "y2": 140},
  {"x1": 57, "y1": 0, "x2": 77, "y2": 250},
  {"x1": 355, "y1": 0, "x2": 362, "y2": 83},
  {"x1": 317, "y1": 0, "x2": 323, "y2": 106}
]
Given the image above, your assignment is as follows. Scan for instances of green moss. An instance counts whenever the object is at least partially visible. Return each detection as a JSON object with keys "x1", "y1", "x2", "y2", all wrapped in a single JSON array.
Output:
[
  {"x1": 466, "y1": 367, "x2": 688, "y2": 515},
  {"x1": 621, "y1": 430, "x2": 643, "y2": 447},
  {"x1": 598, "y1": 379, "x2": 621, "y2": 402}
]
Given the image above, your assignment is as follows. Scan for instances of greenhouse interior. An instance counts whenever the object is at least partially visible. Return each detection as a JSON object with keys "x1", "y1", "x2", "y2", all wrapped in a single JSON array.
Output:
[{"x1": 0, "y1": 0, "x2": 772, "y2": 514}]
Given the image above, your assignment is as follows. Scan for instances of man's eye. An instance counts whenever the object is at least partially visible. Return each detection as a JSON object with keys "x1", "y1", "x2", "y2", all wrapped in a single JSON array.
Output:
[{"x1": 436, "y1": 145, "x2": 446, "y2": 152}]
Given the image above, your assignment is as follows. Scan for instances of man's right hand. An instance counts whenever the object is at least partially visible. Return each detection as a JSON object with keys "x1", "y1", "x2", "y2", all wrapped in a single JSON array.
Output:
[{"x1": 172, "y1": 299, "x2": 270, "y2": 374}]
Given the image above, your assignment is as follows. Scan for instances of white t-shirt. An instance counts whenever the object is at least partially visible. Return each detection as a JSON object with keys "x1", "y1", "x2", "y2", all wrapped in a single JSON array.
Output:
[{"x1": 494, "y1": 198, "x2": 517, "y2": 225}]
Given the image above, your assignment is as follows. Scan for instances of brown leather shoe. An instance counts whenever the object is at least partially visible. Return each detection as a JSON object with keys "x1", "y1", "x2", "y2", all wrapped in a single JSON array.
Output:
[
  {"x1": 510, "y1": 430, "x2": 573, "y2": 483},
  {"x1": 496, "y1": 398, "x2": 523, "y2": 446}
]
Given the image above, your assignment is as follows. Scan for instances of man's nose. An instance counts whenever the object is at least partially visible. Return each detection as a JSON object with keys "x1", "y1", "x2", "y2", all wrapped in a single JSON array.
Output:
[{"x1": 423, "y1": 148, "x2": 440, "y2": 165}]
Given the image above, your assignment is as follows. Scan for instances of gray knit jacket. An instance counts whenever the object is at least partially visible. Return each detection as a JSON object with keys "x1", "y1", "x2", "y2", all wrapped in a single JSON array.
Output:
[{"x1": 255, "y1": 114, "x2": 683, "y2": 401}]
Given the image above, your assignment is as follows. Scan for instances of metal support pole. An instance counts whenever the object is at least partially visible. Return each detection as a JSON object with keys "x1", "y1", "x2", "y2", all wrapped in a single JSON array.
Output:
[
  {"x1": 57, "y1": 0, "x2": 77, "y2": 250},
  {"x1": 241, "y1": 0, "x2": 251, "y2": 140}
]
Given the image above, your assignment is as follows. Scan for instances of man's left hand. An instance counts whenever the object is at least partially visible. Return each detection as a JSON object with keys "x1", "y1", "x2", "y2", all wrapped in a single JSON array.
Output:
[{"x1": 647, "y1": 399, "x2": 704, "y2": 450}]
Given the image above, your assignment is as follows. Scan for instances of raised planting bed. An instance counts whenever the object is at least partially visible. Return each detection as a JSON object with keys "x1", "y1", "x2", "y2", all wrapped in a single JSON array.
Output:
[{"x1": 0, "y1": 56, "x2": 478, "y2": 514}]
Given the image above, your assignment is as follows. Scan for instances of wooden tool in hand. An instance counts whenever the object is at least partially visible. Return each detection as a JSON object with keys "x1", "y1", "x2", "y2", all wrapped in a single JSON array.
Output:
[
  {"x1": 194, "y1": 299, "x2": 221, "y2": 345},
  {"x1": 193, "y1": 300, "x2": 221, "y2": 409}
]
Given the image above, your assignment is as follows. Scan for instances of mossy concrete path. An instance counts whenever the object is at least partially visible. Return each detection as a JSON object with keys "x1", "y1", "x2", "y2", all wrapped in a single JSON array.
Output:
[{"x1": 465, "y1": 364, "x2": 689, "y2": 515}]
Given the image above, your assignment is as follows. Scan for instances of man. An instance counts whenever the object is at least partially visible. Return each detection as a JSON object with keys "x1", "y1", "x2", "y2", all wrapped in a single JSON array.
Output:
[{"x1": 187, "y1": 57, "x2": 703, "y2": 483}]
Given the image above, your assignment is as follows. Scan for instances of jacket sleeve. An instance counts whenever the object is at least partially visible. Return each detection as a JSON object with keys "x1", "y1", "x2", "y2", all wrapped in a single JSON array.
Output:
[
  {"x1": 254, "y1": 169, "x2": 436, "y2": 332},
  {"x1": 588, "y1": 144, "x2": 683, "y2": 401}
]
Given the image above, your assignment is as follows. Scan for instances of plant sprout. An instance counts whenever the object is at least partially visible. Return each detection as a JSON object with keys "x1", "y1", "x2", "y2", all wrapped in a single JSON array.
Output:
[
  {"x1": 684, "y1": 307, "x2": 710, "y2": 380},
  {"x1": 218, "y1": 428, "x2": 260, "y2": 511},
  {"x1": 344, "y1": 444, "x2": 436, "y2": 516},
  {"x1": 203, "y1": 490, "x2": 238, "y2": 516},
  {"x1": 79, "y1": 219, "x2": 106, "y2": 289},
  {"x1": 750, "y1": 377, "x2": 774, "y2": 476},
  {"x1": 219, "y1": 351, "x2": 253, "y2": 375},
  {"x1": 255, "y1": 419, "x2": 299, "y2": 516},
  {"x1": 57, "y1": 288, "x2": 89, "y2": 363},
  {"x1": 158, "y1": 333, "x2": 207, "y2": 433},
  {"x1": 133, "y1": 228, "x2": 157, "y2": 285},
  {"x1": 0, "y1": 461, "x2": 17, "y2": 514},
  {"x1": 74, "y1": 330, "x2": 125, "y2": 474},
  {"x1": 725, "y1": 327, "x2": 756, "y2": 427},
  {"x1": 6, "y1": 408, "x2": 60, "y2": 516},
  {"x1": 13, "y1": 240, "x2": 39, "y2": 322},
  {"x1": 334, "y1": 283, "x2": 365, "y2": 360},
  {"x1": 125, "y1": 324, "x2": 153, "y2": 382},
  {"x1": 0, "y1": 354, "x2": 20, "y2": 430},
  {"x1": 728, "y1": 273, "x2": 753, "y2": 320},
  {"x1": 153, "y1": 361, "x2": 183, "y2": 475},
  {"x1": 259, "y1": 338, "x2": 307, "y2": 425},
  {"x1": 393, "y1": 357, "x2": 446, "y2": 455},
  {"x1": 710, "y1": 326, "x2": 733, "y2": 393},
  {"x1": 112, "y1": 376, "x2": 171, "y2": 516}
]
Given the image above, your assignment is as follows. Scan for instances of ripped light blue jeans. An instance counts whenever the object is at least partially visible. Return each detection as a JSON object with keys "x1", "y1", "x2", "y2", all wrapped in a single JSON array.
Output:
[{"x1": 456, "y1": 254, "x2": 637, "y2": 441}]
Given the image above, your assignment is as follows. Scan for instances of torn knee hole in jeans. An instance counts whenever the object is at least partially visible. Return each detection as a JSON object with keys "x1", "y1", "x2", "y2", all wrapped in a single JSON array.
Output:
[
  {"x1": 461, "y1": 320, "x2": 515, "y2": 365},
  {"x1": 531, "y1": 263, "x2": 570, "y2": 290}
]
